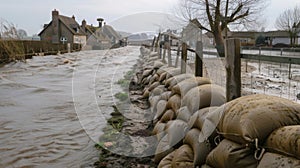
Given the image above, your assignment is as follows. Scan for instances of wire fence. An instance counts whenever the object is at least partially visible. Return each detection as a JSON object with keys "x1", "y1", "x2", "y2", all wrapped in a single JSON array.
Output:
[{"x1": 148, "y1": 32, "x2": 300, "y2": 103}]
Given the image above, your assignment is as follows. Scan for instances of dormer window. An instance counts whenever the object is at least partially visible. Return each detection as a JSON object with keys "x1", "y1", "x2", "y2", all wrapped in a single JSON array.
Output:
[{"x1": 73, "y1": 27, "x2": 79, "y2": 33}]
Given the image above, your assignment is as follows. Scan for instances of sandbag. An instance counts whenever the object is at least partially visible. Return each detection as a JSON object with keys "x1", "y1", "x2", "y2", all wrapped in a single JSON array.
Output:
[
  {"x1": 166, "y1": 120, "x2": 189, "y2": 147},
  {"x1": 158, "y1": 151, "x2": 175, "y2": 168},
  {"x1": 154, "y1": 100, "x2": 168, "y2": 121},
  {"x1": 142, "y1": 89, "x2": 150, "y2": 99},
  {"x1": 265, "y1": 125, "x2": 300, "y2": 159},
  {"x1": 216, "y1": 94, "x2": 300, "y2": 145},
  {"x1": 166, "y1": 94, "x2": 182, "y2": 112},
  {"x1": 142, "y1": 69, "x2": 153, "y2": 79},
  {"x1": 142, "y1": 75, "x2": 152, "y2": 85},
  {"x1": 153, "y1": 121, "x2": 167, "y2": 141},
  {"x1": 159, "y1": 72, "x2": 168, "y2": 82},
  {"x1": 188, "y1": 106, "x2": 219, "y2": 130},
  {"x1": 165, "y1": 68, "x2": 182, "y2": 80},
  {"x1": 206, "y1": 139, "x2": 258, "y2": 168},
  {"x1": 182, "y1": 84, "x2": 226, "y2": 114},
  {"x1": 176, "y1": 106, "x2": 191, "y2": 123},
  {"x1": 160, "y1": 109, "x2": 176, "y2": 123},
  {"x1": 165, "y1": 74, "x2": 194, "y2": 90},
  {"x1": 149, "y1": 52, "x2": 159, "y2": 58},
  {"x1": 154, "y1": 135, "x2": 174, "y2": 164},
  {"x1": 160, "y1": 91, "x2": 172, "y2": 101},
  {"x1": 153, "y1": 121, "x2": 166, "y2": 135},
  {"x1": 171, "y1": 144, "x2": 194, "y2": 168},
  {"x1": 151, "y1": 87, "x2": 164, "y2": 97},
  {"x1": 148, "y1": 81, "x2": 160, "y2": 92},
  {"x1": 154, "y1": 61, "x2": 165, "y2": 69},
  {"x1": 149, "y1": 74, "x2": 159, "y2": 85},
  {"x1": 183, "y1": 128, "x2": 212, "y2": 167},
  {"x1": 257, "y1": 152, "x2": 300, "y2": 168},
  {"x1": 148, "y1": 57, "x2": 159, "y2": 63},
  {"x1": 172, "y1": 77, "x2": 211, "y2": 96},
  {"x1": 149, "y1": 96, "x2": 161, "y2": 113},
  {"x1": 157, "y1": 67, "x2": 174, "y2": 76}
]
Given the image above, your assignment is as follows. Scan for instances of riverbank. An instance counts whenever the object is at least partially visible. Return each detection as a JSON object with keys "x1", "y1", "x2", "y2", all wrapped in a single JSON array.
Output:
[{"x1": 94, "y1": 50, "x2": 157, "y2": 168}]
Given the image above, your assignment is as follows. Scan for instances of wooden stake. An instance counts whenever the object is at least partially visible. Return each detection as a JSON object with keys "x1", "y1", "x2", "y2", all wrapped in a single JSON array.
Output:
[
  {"x1": 166, "y1": 42, "x2": 172, "y2": 67},
  {"x1": 175, "y1": 42, "x2": 180, "y2": 67},
  {"x1": 195, "y1": 41, "x2": 203, "y2": 77},
  {"x1": 225, "y1": 39, "x2": 241, "y2": 102},
  {"x1": 181, "y1": 43, "x2": 187, "y2": 74}
]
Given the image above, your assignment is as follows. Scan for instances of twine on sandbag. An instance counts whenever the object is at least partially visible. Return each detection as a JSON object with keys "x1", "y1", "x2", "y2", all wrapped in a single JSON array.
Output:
[
  {"x1": 215, "y1": 94, "x2": 300, "y2": 145},
  {"x1": 263, "y1": 125, "x2": 300, "y2": 160},
  {"x1": 206, "y1": 139, "x2": 259, "y2": 168}
]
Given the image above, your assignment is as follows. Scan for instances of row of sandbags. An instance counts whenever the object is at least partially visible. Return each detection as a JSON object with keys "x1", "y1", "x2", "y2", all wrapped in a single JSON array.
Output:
[
  {"x1": 137, "y1": 47, "x2": 227, "y2": 167},
  {"x1": 199, "y1": 94, "x2": 300, "y2": 168},
  {"x1": 138, "y1": 47, "x2": 300, "y2": 167},
  {"x1": 155, "y1": 95, "x2": 300, "y2": 168}
]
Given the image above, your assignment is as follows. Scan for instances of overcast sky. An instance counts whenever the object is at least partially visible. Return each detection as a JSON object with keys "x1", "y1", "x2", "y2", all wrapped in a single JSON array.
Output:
[{"x1": 0, "y1": 0, "x2": 299, "y2": 35}]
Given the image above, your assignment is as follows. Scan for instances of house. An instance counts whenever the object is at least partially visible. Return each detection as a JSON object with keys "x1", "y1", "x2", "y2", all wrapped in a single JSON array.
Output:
[
  {"x1": 38, "y1": 9, "x2": 86, "y2": 45},
  {"x1": 81, "y1": 18, "x2": 122, "y2": 49},
  {"x1": 81, "y1": 19, "x2": 111, "y2": 50},
  {"x1": 205, "y1": 30, "x2": 300, "y2": 47},
  {"x1": 182, "y1": 19, "x2": 202, "y2": 48},
  {"x1": 264, "y1": 28, "x2": 300, "y2": 46}
]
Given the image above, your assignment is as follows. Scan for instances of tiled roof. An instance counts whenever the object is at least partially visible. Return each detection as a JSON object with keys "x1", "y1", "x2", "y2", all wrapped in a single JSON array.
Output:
[
  {"x1": 38, "y1": 14, "x2": 86, "y2": 36},
  {"x1": 102, "y1": 25, "x2": 121, "y2": 40},
  {"x1": 264, "y1": 31, "x2": 290, "y2": 37},
  {"x1": 85, "y1": 25, "x2": 110, "y2": 41},
  {"x1": 58, "y1": 15, "x2": 86, "y2": 35}
]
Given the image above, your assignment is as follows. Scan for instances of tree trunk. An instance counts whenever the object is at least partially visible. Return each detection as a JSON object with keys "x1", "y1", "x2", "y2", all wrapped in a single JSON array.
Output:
[{"x1": 214, "y1": 31, "x2": 225, "y2": 57}]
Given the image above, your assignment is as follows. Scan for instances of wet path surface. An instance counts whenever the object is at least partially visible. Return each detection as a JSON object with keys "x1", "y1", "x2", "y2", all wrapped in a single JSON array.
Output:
[{"x1": 0, "y1": 46, "x2": 140, "y2": 167}]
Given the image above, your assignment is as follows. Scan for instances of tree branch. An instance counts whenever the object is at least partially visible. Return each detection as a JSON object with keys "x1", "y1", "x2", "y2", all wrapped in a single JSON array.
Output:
[
  {"x1": 190, "y1": 18, "x2": 212, "y2": 33},
  {"x1": 229, "y1": 3, "x2": 244, "y2": 21},
  {"x1": 230, "y1": 9, "x2": 249, "y2": 23},
  {"x1": 205, "y1": 0, "x2": 215, "y2": 31}
]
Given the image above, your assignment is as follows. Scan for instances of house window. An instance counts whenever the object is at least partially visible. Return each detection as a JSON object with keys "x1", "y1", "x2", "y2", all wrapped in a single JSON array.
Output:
[{"x1": 73, "y1": 27, "x2": 79, "y2": 33}]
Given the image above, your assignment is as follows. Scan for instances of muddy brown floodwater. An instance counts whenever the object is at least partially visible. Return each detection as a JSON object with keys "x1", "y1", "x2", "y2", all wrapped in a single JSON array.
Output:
[{"x1": 0, "y1": 46, "x2": 140, "y2": 167}]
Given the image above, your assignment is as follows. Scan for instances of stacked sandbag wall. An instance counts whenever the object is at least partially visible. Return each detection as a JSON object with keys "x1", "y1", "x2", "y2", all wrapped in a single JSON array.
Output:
[
  {"x1": 138, "y1": 47, "x2": 227, "y2": 167},
  {"x1": 138, "y1": 47, "x2": 300, "y2": 167}
]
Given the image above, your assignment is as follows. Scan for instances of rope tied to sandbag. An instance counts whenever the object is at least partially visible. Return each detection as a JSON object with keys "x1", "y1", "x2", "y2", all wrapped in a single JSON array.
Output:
[
  {"x1": 214, "y1": 135, "x2": 221, "y2": 146},
  {"x1": 215, "y1": 131, "x2": 266, "y2": 160},
  {"x1": 254, "y1": 138, "x2": 265, "y2": 160}
]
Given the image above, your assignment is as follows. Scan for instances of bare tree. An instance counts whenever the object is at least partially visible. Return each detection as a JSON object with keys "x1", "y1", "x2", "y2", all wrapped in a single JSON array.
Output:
[
  {"x1": 17, "y1": 29, "x2": 28, "y2": 39},
  {"x1": 276, "y1": 5, "x2": 300, "y2": 46},
  {"x1": 175, "y1": 0, "x2": 267, "y2": 57}
]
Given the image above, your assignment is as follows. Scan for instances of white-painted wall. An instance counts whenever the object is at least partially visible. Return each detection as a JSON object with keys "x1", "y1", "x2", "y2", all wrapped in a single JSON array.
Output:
[
  {"x1": 74, "y1": 35, "x2": 87, "y2": 45},
  {"x1": 272, "y1": 37, "x2": 290, "y2": 45}
]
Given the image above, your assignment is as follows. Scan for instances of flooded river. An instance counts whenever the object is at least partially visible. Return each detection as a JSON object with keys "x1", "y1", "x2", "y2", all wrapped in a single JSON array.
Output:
[{"x1": 0, "y1": 46, "x2": 140, "y2": 167}]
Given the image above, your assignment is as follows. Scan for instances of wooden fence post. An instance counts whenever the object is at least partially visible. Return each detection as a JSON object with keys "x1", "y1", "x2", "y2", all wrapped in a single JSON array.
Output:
[
  {"x1": 155, "y1": 33, "x2": 160, "y2": 52},
  {"x1": 225, "y1": 38, "x2": 241, "y2": 102},
  {"x1": 175, "y1": 42, "x2": 180, "y2": 67},
  {"x1": 181, "y1": 43, "x2": 188, "y2": 74},
  {"x1": 289, "y1": 59, "x2": 292, "y2": 79},
  {"x1": 162, "y1": 42, "x2": 167, "y2": 63},
  {"x1": 167, "y1": 42, "x2": 172, "y2": 67},
  {"x1": 151, "y1": 36, "x2": 156, "y2": 51},
  {"x1": 259, "y1": 47, "x2": 261, "y2": 73},
  {"x1": 195, "y1": 41, "x2": 203, "y2": 77}
]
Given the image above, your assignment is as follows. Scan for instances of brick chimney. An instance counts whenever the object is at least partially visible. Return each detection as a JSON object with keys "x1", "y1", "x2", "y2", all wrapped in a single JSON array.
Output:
[
  {"x1": 72, "y1": 15, "x2": 75, "y2": 20},
  {"x1": 82, "y1": 19, "x2": 87, "y2": 32},
  {"x1": 52, "y1": 9, "x2": 59, "y2": 43},
  {"x1": 97, "y1": 18, "x2": 104, "y2": 28}
]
